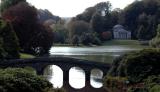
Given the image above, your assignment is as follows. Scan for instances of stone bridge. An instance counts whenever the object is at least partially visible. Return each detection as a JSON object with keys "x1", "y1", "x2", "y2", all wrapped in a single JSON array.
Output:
[{"x1": 0, "y1": 57, "x2": 111, "y2": 92}]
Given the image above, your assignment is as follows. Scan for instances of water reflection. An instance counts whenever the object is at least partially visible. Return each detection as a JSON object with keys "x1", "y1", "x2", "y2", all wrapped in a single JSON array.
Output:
[
  {"x1": 90, "y1": 69, "x2": 103, "y2": 88},
  {"x1": 49, "y1": 46, "x2": 142, "y2": 63},
  {"x1": 48, "y1": 46, "x2": 146, "y2": 88},
  {"x1": 44, "y1": 65, "x2": 104, "y2": 89},
  {"x1": 69, "y1": 67, "x2": 85, "y2": 89},
  {"x1": 43, "y1": 65, "x2": 63, "y2": 88}
]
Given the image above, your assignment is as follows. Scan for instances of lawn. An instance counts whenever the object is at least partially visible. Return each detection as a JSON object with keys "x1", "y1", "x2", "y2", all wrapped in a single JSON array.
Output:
[
  {"x1": 20, "y1": 53, "x2": 35, "y2": 59},
  {"x1": 102, "y1": 40, "x2": 141, "y2": 45}
]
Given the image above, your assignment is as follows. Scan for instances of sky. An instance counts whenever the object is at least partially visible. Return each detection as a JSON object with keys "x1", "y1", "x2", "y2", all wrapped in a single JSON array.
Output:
[{"x1": 3, "y1": 0, "x2": 135, "y2": 17}]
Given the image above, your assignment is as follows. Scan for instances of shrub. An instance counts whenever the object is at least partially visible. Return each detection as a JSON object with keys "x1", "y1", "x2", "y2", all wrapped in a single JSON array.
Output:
[
  {"x1": 0, "y1": 68, "x2": 53, "y2": 92},
  {"x1": 104, "y1": 49, "x2": 160, "y2": 92},
  {"x1": 104, "y1": 76, "x2": 128, "y2": 92},
  {"x1": 107, "y1": 49, "x2": 160, "y2": 83},
  {"x1": 149, "y1": 85, "x2": 160, "y2": 92},
  {"x1": 127, "y1": 87, "x2": 148, "y2": 92}
]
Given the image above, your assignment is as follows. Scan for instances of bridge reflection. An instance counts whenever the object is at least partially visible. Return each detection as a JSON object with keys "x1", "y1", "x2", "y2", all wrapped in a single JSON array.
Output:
[{"x1": 0, "y1": 57, "x2": 111, "y2": 92}]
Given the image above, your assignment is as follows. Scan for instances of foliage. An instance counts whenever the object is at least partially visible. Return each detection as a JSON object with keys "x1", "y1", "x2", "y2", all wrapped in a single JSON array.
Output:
[
  {"x1": 144, "y1": 75, "x2": 160, "y2": 89},
  {"x1": 101, "y1": 31, "x2": 112, "y2": 40},
  {"x1": 90, "y1": 12, "x2": 103, "y2": 35},
  {"x1": 123, "y1": 0, "x2": 159, "y2": 39},
  {"x1": 112, "y1": 49, "x2": 160, "y2": 83},
  {"x1": 2, "y1": 2, "x2": 54, "y2": 56},
  {"x1": 149, "y1": 85, "x2": 160, "y2": 92},
  {"x1": 104, "y1": 49, "x2": 160, "y2": 92},
  {"x1": 104, "y1": 76, "x2": 128, "y2": 92},
  {"x1": 52, "y1": 20, "x2": 68, "y2": 44},
  {"x1": 73, "y1": 1, "x2": 115, "y2": 42},
  {"x1": 68, "y1": 20, "x2": 90, "y2": 45},
  {"x1": 127, "y1": 87, "x2": 148, "y2": 92},
  {"x1": 150, "y1": 24, "x2": 160, "y2": 47},
  {"x1": 137, "y1": 25, "x2": 146, "y2": 40},
  {"x1": 0, "y1": 68, "x2": 53, "y2": 92},
  {"x1": 76, "y1": 7, "x2": 96, "y2": 23},
  {"x1": 0, "y1": 19, "x2": 20, "y2": 60},
  {"x1": 38, "y1": 9, "x2": 60, "y2": 24},
  {"x1": 0, "y1": 0, "x2": 26, "y2": 12}
]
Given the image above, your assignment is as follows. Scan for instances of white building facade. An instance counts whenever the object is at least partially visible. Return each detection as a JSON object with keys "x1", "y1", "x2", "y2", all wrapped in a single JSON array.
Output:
[{"x1": 113, "y1": 25, "x2": 131, "y2": 39}]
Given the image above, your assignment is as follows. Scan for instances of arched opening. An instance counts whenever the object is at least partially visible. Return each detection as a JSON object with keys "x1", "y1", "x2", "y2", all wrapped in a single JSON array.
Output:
[
  {"x1": 69, "y1": 67, "x2": 85, "y2": 89},
  {"x1": 90, "y1": 69, "x2": 103, "y2": 88},
  {"x1": 43, "y1": 65, "x2": 63, "y2": 88}
]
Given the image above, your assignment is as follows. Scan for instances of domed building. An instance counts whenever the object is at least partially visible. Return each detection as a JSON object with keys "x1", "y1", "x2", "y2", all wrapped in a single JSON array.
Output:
[{"x1": 113, "y1": 25, "x2": 131, "y2": 39}]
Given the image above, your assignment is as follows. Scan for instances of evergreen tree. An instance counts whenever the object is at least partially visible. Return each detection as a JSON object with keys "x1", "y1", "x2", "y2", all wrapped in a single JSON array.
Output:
[{"x1": 0, "y1": 20, "x2": 20, "y2": 60}]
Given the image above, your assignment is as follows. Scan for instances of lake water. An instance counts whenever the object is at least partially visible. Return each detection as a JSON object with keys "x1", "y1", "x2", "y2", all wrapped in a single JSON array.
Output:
[{"x1": 44, "y1": 45, "x2": 147, "y2": 88}]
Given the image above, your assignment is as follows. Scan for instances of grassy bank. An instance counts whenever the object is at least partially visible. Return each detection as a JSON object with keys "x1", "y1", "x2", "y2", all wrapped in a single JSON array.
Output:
[
  {"x1": 54, "y1": 40, "x2": 147, "y2": 46},
  {"x1": 102, "y1": 40, "x2": 141, "y2": 45},
  {"x1": 20, "y1": 53, "x2": 35, "y2": 59}
]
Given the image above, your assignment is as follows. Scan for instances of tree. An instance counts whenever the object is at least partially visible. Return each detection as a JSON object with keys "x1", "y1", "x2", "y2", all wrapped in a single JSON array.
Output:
[
  {"x1": 123, "y1": 0, "x2": 160, "y2": 39},
  {"x1": 76, "y1": 7, "x2": 96, "y2": 23},
  {"x1": 38, "y1": 9, "x2": 60, "y2": 23},
  {"x1": 0, "y1": 19, "x2": 20, "y2": 60},
  {"x1": 68, "y1": 20, "x2": 90, "y2": 43},
  {"x1": 0, "y1": 0, "x2": 26, "y2": 12},
  {"x1": 150, "y1": 24, "x2": 160, "y2": 47},
  {"x1": 110, "y1": 8, "x2": 122, "y2": 25},
  {"x1": 109, "y1": 49, "x2": 160, "y2": 83},
  {"x1": 52, "y1": 20, "x2": 68, "y2": 44},
  {"x1": 137, "y1": 25, "x2": 146, "y2": 40},
  {"x1": 90, "y1": 12, "x2": 103, "y2": 35},
  {"x1": 2, "y1": 2, "x2": 54, "y2": 56},
  {"x1": 95, "y1": 1, "x2": 112, "y2": 16},
  {"x1": 101, "y1": 31, "x2": 112, "y2": 40}
]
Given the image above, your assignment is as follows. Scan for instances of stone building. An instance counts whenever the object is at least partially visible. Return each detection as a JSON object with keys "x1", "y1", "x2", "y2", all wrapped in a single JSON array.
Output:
[{"x1": 113, "y1": 25, "x2": 131, "y2": 39}]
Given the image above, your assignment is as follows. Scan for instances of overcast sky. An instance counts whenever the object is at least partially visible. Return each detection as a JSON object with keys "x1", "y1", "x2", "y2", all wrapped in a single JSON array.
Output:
[{"x1": 3, "y1": 0, "x2": 135, "y2": 17}]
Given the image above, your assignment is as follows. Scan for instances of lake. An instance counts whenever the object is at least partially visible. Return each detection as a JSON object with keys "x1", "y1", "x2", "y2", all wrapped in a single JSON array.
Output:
[{"x1": 44, "y1": 45, "x2": 148, "y2": 88}]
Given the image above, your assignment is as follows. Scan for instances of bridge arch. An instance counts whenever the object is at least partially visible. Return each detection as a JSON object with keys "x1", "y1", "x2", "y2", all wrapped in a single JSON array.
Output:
[
  {"x1": 90, "y1": 68, "x2": 103, "y2": 88},
  {"x1": 43, "y1": 65, "x2": 63, "y2": 88},
  {"x1": 69, "y1": 66, "x2": 85, "y2": 89}
]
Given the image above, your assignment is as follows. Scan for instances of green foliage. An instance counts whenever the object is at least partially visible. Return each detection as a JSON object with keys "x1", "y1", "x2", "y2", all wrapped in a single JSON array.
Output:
[
  {"x1": 144, "y1": 75, "x2": 160, "y2": 88},
  {"x1": 149, "y1": 85, "x2": 160, "y2": 92},
  {"x1": 107, "y1": 49, "x2": 160, "y2": 83},
  {"x1": 104, "y1": 76, "x2": 128, "y2": 92},
  {"x1": 0, "y1": 68, "x2": 53, "y2": 92},
  {"x1": 127, "y1": 88, "x2": 148, "y2": 92},
  {"x1": 0, "y1": 20, "x2": 20, "y2": 60},
  {"x1": 90, "y1": 12, "x2": 103, "y2": 34},
  {"x1": 73, "y1": 1, "x2": 114, "y2": 42},
  {"x1": 137, "y1": 25, "x2": 146, "y2": 40},
  {"x1": 150, "y1": 24, "x2": 160, "y2": 47},
  {"x1": 52, "y1": 21, "x2": 68, "y2": 44},
  {"x1": 123, "y1": 0, "x2": 159, "y2": 39},
  {"x1": 104, "y1": 49, "x2": 160, "y2": 92}
]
